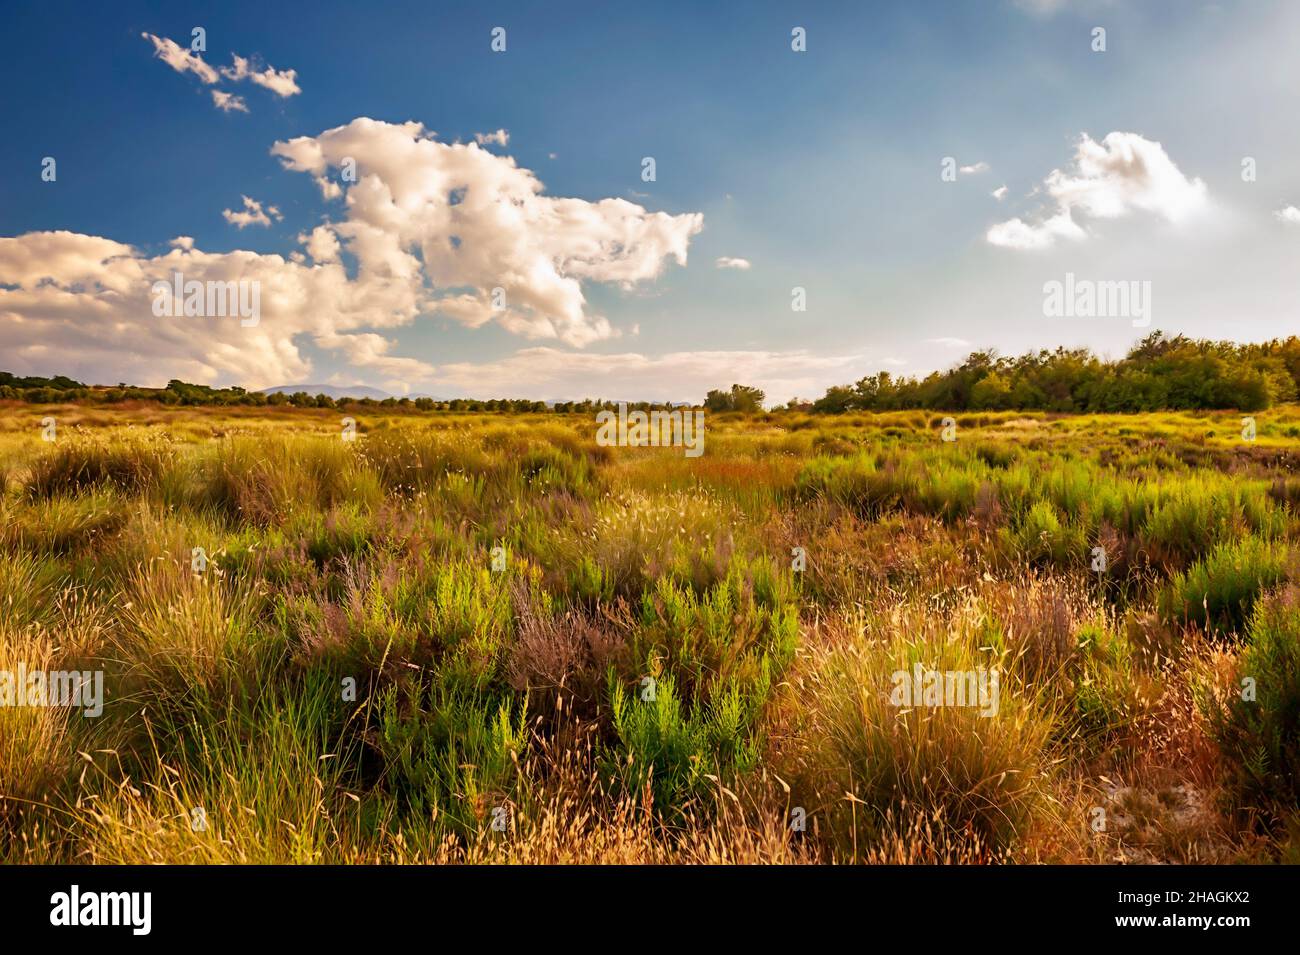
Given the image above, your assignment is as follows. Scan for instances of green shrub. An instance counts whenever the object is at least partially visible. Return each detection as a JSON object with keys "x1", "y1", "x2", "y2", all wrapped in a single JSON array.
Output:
[
  {"x1": 1011, "y1": 501, "x2": 1084, "y2": 568},
  {"x1": 1159, "y1": 538, "x2": 1289, "y2": 636},
  {"x1": 1205, "y1": 586, "x2": 1300, "y2": 817},
  {"x1": 376, "y1": 683, "x2": 526, "y2": 836},
  {"x1": 606, "y1": 668, "x2": 766, "y2": 816}
]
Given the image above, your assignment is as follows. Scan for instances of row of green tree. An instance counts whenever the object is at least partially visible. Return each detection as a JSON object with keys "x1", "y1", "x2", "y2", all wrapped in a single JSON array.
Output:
[
  {"x1": 809, "y1": 333, "x2": 1300, "y2": 414},
  {"x1": 0, "y1": 374, "x2": 687, "y2": 415}
]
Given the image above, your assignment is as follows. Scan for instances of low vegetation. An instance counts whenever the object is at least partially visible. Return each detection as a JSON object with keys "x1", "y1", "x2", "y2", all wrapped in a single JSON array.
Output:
[{"x1": 1, "y1": 400, "x2": 1297, "y2": 863}]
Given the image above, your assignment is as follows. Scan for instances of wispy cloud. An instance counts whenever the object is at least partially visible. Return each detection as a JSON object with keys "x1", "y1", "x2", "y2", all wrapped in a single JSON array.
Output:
[
  {"x1": 141, "y1": 33, "x2": 300, "y2": 109},
  {"x1": 474, "y1": 129, "x2": 509, "y2": 147},
  {"x1": 220, "y1": 54, "x2": 300, "y2": 98},
  {"x1": 715, "y1": 256, "x2": 751, "y2": 270},
  {"x1": 211, "y1": 90, "x2": 248, "y2": 113},
  {"x1": 1274, "y1": 205, "x2": 1300, "y2": 225},
  {"x1": 141, "y1": 32, "x2": 219, "y2": 84}
]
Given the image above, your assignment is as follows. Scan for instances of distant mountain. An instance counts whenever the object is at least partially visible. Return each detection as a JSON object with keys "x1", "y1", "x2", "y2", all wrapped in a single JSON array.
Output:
[{"x1": 260, "y1": 384, "x2": 391, "y2": 400}]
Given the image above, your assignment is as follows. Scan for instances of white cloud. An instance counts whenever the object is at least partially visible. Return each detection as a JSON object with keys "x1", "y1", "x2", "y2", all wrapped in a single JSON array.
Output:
[
  {"x1": 0, "y1": 229, "x2": 429, "y2": 388},
  {"x1": 422, "y1": 347, "x2": 864, "y2": 404},
  {"x1": 312, "y1": 176, "x2": 343, "y2": 201},
  {"x1": 272, "y1": 117, "x2": 703, "y2": 346},
  {"x1": 141, "y1": 32, "x2": 219, "y2": 84},
  {"x1": 715, "y1": 256, "x2": 751, "y2": 270},
  {"x1": 987, "y1": 132, "x2": 1207, "y2": 250},
  {"x1": 0, "y1": 119, "x2": 704, "y2": 389},
  {"x1": 222, "y1": 196, "x2": 282, "y2": 229},
  {"x1": 960, "y1": 161, "x2": 990, "y2": 176},
  {"x1": 986, "y1": 210, "x2": 1086, "y2": 251},
  {"x1": 300, "y1": 226, "x2": 341, "y2": 263},
  {"x1": 925, "y1": 337, "x2": 973, "y2": 349},
  {"x1": 1274, "y1": 205, "x2": 1300, "y2": 225},
  {"x1": 474, "y1": 129, "x2": 510, "y2": 147},
  {"x1": 211, "y1": 90, "x2": 248, "y2": 113},
  {"x1": 220, "y1": 54, "x2": 301, "y2": 98},
  {"x1": 141, "y1": 34, "x2": 300, "y2": 107},
  {"x1": 992, "y1": 185, "x2": 1008, "y2": 201}
]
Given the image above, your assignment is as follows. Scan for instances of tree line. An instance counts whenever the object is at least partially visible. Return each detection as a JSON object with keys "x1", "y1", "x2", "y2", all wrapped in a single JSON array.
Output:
[
  {"x1": 806, "y1": 333, "x2": 1300, "y2": 414},
  {"x1": 5, "y1": 332, "x2": 1299, "y2": 414},
  {"x1": 0, "y1": 374, "x2": 683, "y2": 415}
]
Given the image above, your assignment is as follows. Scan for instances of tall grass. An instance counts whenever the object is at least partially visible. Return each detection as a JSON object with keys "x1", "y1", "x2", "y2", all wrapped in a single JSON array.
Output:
[{"x1": 1, "y1": 402, "x2": 1297, "y2": 863}]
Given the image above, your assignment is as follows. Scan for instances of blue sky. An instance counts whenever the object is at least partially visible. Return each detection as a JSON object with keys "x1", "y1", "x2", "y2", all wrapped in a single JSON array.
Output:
[{"x1": 2, "y1": 0, "x2": 1299, "y2": 402}]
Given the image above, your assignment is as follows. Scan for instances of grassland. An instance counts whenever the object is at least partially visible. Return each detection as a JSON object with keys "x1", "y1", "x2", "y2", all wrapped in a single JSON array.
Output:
[{"x1": 2, "y1": 400, "x2": 1298, "y2": 864}]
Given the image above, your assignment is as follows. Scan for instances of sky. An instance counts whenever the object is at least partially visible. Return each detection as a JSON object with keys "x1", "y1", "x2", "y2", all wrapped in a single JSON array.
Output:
[{"x1": 1, "y1": 0, "x2": 1298, "y2": 404}]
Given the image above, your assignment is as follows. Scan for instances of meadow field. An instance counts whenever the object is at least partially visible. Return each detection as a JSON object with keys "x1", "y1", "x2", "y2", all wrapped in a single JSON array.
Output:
[{"x1": 1, "y1": 401, "x2": 1298, "y2": 864}]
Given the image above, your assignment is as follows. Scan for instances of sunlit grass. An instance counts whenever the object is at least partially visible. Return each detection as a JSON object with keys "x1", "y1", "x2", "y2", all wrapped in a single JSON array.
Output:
[{"x1": 1, "y1": 401, "x2": 1296, "y2": 863}]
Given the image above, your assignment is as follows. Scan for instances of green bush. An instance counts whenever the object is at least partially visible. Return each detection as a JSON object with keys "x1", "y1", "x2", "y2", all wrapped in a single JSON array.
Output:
[
  {"x1": 376, "y1": 683, "x2": 526, "y2": 836},
  {"x1": 1159, "y1": 538, "x2": 1289, "y2": 636},
  {"x1": 606, "y1": 668, "x2": 765, "y2": 815},
  {"x1": 1206, "y1": 587, "x2": 1300, "y2": 817}
]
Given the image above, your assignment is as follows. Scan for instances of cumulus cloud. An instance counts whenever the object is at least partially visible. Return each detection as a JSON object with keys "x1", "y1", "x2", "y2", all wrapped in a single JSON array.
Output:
[
  {"x1": 0, "y1": 118, "x2": 704, "y2": 388},
  {"x1": 222, "y1": 196, "x2": 282, "y2": 229},
  {"x1": 986, "y1": 132, "x2": 1207, "y2": 250},
  {"x1": 715, "y1": 256, "x2": 751, "y2": 270},
  {"x1": 141, "y1": 32, "x2": 219, "y2": 84},
  {"x1": 220, "y1": 54, "x2": 300, "y2": 98},
  {"x1": 474, "y1": 129, "x2": 510, "y2": 147},
  {"x1": 1274, "y1": 205, "x2": 1300, "y2": 225},
  {"x1": 272, "y1": 117, "x2": 703, "y2": 346},
  {"x1": 211, "y1": 90, "x2": 248, "y2": 113},
  {"x1": 299, "y1": 226, "x2": 341, "y2": 263},
  {"x1": 0, "y1": 229, "x2": 428, "y2": 389},
  {"x1": 312, "y1": 175, "x2": 344, "y2": 201},
  {"x1": 959, "y1": 161, "x2": 990, "y2": 176},
  {"x1": 992, "y1": 185, "x2": 1008, "y2": 201},
  {"x1": 986, "y1": 210, "x2": 1086, "y2": 251}
]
